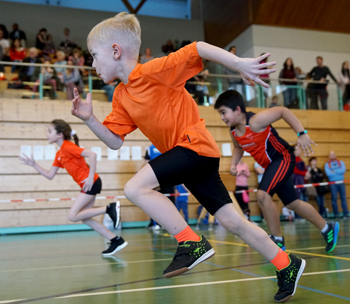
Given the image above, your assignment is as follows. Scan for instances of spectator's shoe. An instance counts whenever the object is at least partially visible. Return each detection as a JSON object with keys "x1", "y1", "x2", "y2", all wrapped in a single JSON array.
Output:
[
  {"x1": 270, "y1": 235, "x2": 286, "y2": 251},
  {"x1": 106, "y1": 202, "x2": 120, "y2": 229},
  {"x1": 163, "y1": 235, "x2": 215, "y2": 278},
  {"x1": 102, "y1": 237, "x2": 128, "y2": 256},
  {"x1": 321, "y1": 222, "x2": 339, "y2": 252},
  {"x1": 274, "y1": 253, "x2": 306, "y2": 303}
]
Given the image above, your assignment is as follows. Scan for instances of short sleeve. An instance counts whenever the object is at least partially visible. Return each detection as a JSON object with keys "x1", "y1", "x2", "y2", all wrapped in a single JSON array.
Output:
[
  {"x1": 140, "y1": 42, "x2": 203, "y2": 89},
  {"x1": 103, "y1": 97, "x2": 138, "y2": 141},
  {"x1": 64, "y1": 143, "x2": 85, "y2": 158},
  {"x1": 52, "y1": 152, "x2": 63, "y2": 168}
]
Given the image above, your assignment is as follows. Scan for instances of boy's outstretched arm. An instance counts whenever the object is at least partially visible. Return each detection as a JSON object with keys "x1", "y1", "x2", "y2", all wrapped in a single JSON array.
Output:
[
  {"x1": 249, "y1": 107, "x2": 316, "y2": 156},
  {"x1": 230, "y1": 132, "x2": 244, "y2": 176},
  {"x1": 71, "y1": 88, "x2": 123, "y2": 150},
  {"x1": 196, "y1": 42, "x2": 276, "y2": 88}
]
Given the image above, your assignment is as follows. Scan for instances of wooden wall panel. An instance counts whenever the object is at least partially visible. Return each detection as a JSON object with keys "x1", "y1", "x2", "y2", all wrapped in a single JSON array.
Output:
[
  {"x1": 202, "y1": 0, "x2": 350, "y2": 47},
  {"x1": 1, "y1": 98, "x2": 350, "y2": 229}
]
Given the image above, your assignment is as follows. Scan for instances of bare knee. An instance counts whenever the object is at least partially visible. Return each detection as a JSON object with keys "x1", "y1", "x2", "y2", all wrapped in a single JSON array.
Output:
[
  {"x1": 67, "y1": 213, "x2": 79, "y2": 222},
  {"x1": 124, "y1": 179, "x2": 139, "y2": 202},
  {"x1": 285, "y1": 199, "x2": 299, "y2": 211},
  {"x1": 257, "y1": 190, "x2": 270, "y2": 205}
]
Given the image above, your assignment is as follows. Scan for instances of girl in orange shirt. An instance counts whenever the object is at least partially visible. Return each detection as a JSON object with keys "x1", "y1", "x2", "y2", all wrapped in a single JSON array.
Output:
[{"x1": 20, "y1": 119, "x2": 127, "y2": 256}]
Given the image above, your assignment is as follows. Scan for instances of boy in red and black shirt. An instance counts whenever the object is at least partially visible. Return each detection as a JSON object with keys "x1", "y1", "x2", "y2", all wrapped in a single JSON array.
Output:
[{"x1": 215, "y1": 90, "x2": 339, "y2": 253}]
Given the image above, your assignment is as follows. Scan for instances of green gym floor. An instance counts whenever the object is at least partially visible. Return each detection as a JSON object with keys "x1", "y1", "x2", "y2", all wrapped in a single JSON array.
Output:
[{"x1": 1, "y1": 221, "x2": 350, "y2": 304}]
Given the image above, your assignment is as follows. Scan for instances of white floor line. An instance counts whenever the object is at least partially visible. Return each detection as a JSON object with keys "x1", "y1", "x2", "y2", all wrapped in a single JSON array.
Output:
[
  {"x1": 0, "y1": 251, "x2": 260, "y2": 274},
  {"x1": 56, "y1": 268, "x2": 350, "y2": 300}
]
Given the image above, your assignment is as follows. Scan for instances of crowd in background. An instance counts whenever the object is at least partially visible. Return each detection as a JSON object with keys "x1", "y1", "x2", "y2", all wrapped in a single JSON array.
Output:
[{"x1": 0, "y1": 22, "x2": 349, "y2": 108}]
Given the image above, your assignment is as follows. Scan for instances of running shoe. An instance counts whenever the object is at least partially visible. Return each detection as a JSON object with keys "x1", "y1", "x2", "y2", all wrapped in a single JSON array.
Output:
[
  {"x1": 274, "y1": 253, "x2": 306, "y2": 303},
  {"x1": 270, "y1": 235, "x2": 286, "y2": 251},
  {"x1": 163, "y1": 235, "x2": 215, "y2": 278},
  {"x1": 321, "y1": 221, "x2": 339, "y2": 252},
  {"x1": 106, "y1": 201, "x2": 121, "y2": 229},
  {"x1": 102, "y1": 237, "x2": 128, "y2": 256}
]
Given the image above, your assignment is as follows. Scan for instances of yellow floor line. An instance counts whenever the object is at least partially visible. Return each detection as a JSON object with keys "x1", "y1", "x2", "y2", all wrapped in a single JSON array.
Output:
[
  {"x1": 287, "y1": 250, "x2": 350, "y2": 262},
  {"x1": 207, "y1": 239, "x2": 249, "y2": 247}
]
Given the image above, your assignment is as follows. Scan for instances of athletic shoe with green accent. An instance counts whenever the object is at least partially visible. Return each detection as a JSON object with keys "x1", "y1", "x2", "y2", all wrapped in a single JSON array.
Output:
[
  {"x1": 321, "y1": 221, "x2": 339, "y2": 252},
  {"x1": 270, "y1": 235, "x2": 286, "y2": 251},
  {"x1": 274, "y1": 253, "x2": 306, "y2": 303},
  {"x1": 163, "y1": 235, "x2": 215, "y2": 278}
]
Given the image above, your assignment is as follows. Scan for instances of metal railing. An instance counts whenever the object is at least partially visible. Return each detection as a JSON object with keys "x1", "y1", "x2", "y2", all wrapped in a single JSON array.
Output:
[{"x1": 0, "y1": 61, "x2": 344, "y2": 110}]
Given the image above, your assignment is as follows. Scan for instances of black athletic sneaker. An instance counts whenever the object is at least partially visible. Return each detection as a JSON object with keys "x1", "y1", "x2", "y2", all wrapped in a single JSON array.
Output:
[
  {"x1": 321, "y1": 221, "x2": 339, "y2": 252},
  {"x1": 163, "y1": 235, "x2": 215, "y2": 278},
  {"x1": 270, "y1": 235, "x2": 286, "y2": 251},
  {"x1": 274, "y1": 253, "x2": 306, "y2": 303},
  {"x1": 102, "y1": 237, "x2": 128, "y2": 256},
  {"x1": 106, "y1": 201, "x2": 120, "y2": 229}
]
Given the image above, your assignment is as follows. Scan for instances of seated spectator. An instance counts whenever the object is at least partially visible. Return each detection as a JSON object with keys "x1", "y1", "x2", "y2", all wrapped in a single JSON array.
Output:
[
  {"x1": 166, "y1": 39, "x2": 175, "y2": 53},
  {"x1": 63, "y1": 59, "x2": 84, "y2": 100},
  {"x1": 36, "y1": 28, "x2": 47, "y2": 51},
  {"x1": 42, "y1": 34, "x2": 56, "y2": 56},
  {"x1": 0, "y1": 29, "x2": 10, "y2": 60},
  {"x1": 307, "y1": 157, "x2": 328, "y2": 218},
  {"x1": 32, "y1": 59, "x2": 58, "y2": 99},
  {"x1": 69, "y1": 47, "x2": 86, "y2": 75},
  {"x1": 19, "y1": 47, "x2": 41, "y2": 82},
  {"x1": 140, "y1": 47, "x2": 154, "y2": 64},
  {"x1": 59, "y1": 28, "x2": 76, "y2": 53},
  {"x1": 269, "y1": 95, "x2": 279, "y2": 108},
  {"x1": 0, "y1": 24, "x2": 9, "y2": 39},
  {"x1": 279, "y1": 57, "x2": 299, "y2": 107},
  {"x1": 91, "y1": 70, "x2": 119, "y2": 102},
  {"x1": 308, "y1": 56, "x2": 338, "y2": 110},
  {"x1": 54, "y1": 50, "x2": 67, "y2": 84},
  {"x1": 338, "y1": 61, "x2": 350, "y2": 108},
  {"x1": 9, "y1": 23, "x2": 27, "y2": 48},
  {"x1": 325, "y1": 151, "x2": 349, "y2": 218},
  {"x1": 0, "y1": 29, "x2": 9, "y2": 73},
  {"x1": 9, "y1": 38, "x2": 26, "y2": 73}
]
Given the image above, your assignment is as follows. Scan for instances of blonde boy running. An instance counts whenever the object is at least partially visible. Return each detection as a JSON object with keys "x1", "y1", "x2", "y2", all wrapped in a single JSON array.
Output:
[{"x1": 72, "y1": 12, "x2": 306, "y2": 302}]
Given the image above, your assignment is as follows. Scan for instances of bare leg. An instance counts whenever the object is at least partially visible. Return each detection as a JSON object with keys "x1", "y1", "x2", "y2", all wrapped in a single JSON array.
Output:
[
  {"x1": 287, "y1": 199, "x2": 326, "y2": 230},
  {"x1": 124, "y1": 163, "x2": 188, "y2": 235},
  {"x1": 257, "y1": 190, "x2": 282, "y2": 236},
  {"x1": 68, "y1": 193, "x2": 116, "y2": 239},
  {"x1": 215, "y1": 203, "x2": 279, "y2": 261},
  {"x1": 68, "y1": 193, "x2": 106, "y2": 221}
]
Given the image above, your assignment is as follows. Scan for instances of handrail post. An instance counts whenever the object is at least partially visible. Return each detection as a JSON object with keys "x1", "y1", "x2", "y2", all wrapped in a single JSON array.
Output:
[
  {"x1": 39, "y1": 72, "x2": 43, "y2": 100},
  {"x1": 88, "y1": 70, "x2": 92, "y2": 95},
  {"x1": 337, "y1": 87, "x2": 343, "y2": 111}
]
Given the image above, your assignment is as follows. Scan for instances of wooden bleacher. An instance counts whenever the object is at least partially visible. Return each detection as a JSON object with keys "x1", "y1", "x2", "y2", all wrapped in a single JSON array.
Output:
[{"x1": 0, "y1": 98, "x2": 350, "y2": 230}]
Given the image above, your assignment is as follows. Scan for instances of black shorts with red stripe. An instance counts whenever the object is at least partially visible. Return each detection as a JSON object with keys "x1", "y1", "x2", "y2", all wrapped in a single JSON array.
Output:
[{"x1": 258, "y1": 153, "x2": 298, "y2": 205}]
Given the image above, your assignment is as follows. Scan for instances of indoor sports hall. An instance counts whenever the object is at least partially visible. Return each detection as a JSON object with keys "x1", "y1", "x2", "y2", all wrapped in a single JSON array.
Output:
[{"x1": 0, "y1": 1, "x2": 350, "y2": 303}]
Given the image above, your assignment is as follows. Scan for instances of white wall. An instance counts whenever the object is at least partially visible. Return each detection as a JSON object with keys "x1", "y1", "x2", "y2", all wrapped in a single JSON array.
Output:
[
  {"x1": 226, "y1": 25, "x2": 350, "y2": 110},
  {"x1": 1, "y1": 1, "x2": 203, "y2": 54}
]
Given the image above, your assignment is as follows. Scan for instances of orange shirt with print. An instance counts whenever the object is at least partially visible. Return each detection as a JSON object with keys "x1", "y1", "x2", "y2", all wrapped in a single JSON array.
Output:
[
  {"x1": 52, "y1": 140, "x2": 99, "y2": 189},
  {"x1": 103, "y1": 42, "x2": 220, "y2": 158}
]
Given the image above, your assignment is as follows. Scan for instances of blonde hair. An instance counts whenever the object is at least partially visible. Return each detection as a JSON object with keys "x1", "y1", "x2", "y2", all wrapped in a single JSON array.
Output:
[{"x1": 87, "y1": 12, "x2": 141, "y2": 60}]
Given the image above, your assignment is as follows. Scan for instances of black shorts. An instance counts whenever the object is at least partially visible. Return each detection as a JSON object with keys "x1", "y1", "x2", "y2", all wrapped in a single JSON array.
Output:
[
  {"x1": 82, "y1": 177, "x2": 102, "y2": 196},
  {"x1": 258, "y1": 154, "x2": 298, "y2": 205},
  {"x1": 148, "y1": 146, "x2": 232, "y2": 215}
]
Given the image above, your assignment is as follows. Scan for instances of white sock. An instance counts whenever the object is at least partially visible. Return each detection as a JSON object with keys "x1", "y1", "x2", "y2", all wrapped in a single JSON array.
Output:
[{"x1": 321, "y1": 223, "x2": 329, "y2": 233}]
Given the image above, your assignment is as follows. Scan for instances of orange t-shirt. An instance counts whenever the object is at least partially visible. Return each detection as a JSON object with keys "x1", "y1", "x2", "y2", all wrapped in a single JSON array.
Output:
[
  {"x1": 52, "y1": 140, "x2": 99, "y2": 188},
  {"x1": 103, "y1": 42, "x2": 220, "y2": 158}
]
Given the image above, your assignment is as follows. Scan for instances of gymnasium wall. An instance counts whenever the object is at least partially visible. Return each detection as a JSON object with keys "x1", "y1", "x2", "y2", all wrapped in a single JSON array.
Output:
[
  {"x1": 1, "y1": 98, "x2": 350, "y2": 231},
  {"x1": 0, "y1": 1, "x2": 204, "y2": 54}
]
